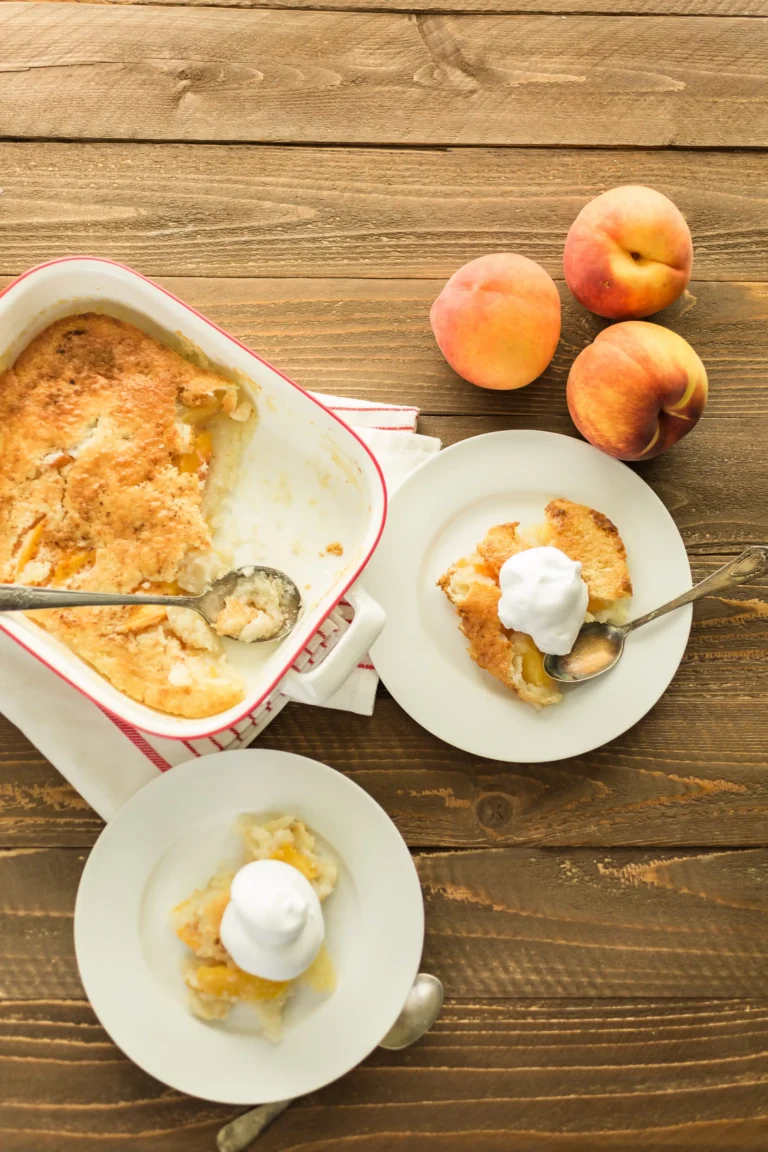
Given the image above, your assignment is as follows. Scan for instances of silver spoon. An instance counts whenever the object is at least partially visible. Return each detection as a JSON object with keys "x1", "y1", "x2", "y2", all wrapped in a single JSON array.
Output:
[
  {"x1": 0, "y1": 565, "x2": 302, "y2": 643},
  {"x1": 544, "y1": 545, "x2": 768, "y2": 684},
  {"x1": 216, "y1": 973, "x2": 444, "y2": 1152}
]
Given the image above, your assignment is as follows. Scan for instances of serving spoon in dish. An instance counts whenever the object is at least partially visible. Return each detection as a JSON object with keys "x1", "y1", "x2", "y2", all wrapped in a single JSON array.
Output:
[
  {"x1": 544, "y1": 545, "x2": 768, "y2": 684},
  {"x1": 0, "y1": 565, "x2": 302, "y2": 644}
]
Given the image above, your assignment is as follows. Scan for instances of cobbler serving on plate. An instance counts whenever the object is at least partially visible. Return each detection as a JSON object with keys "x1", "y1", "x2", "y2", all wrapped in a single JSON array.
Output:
[
  {"x1": 0, "y1": 313, "x2": 259, "y2": 718},
  {"x1": 439, "y1": 498, "x2": 632, "y2": 707},
  {"x1": 172, "y1": 815, "x2": 337, "y2": 1041}
]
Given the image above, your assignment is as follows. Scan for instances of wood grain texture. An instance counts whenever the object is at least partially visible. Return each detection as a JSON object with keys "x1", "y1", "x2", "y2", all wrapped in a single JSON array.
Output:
[
  {"x1": 70, "y1": 277, "x2": 768, "y2": 427},
  {"x1": 0, "y1": 719, "x2": 98, "y2": 848},
  {"x1": 1, "y1": 0, "x2": 767, "y2": 1145},
  {"x1": 2, "y1": 6, "x2": 768, "y2": 145},
  {"x1": 3, "y1": 561, "x2": 768, "y2": 851},
  {"x1": 3, "y1": 273, "x2": 765, "y2": 540},
  {"x1": 1, "y1": 552, "x2": 767, "y2": 853},
  {"x1": 2, "y1": 998, "x2": 768, "y2": 1151},
  {"x1": 2, "y1": 144, "x2": 767, "y2": 281},
  {"x1": 5, "y1": 846, "x2": 768, "y2": 998},
  {"x1": 50, "y1": 0, "x2": 768, "y2": 15}
]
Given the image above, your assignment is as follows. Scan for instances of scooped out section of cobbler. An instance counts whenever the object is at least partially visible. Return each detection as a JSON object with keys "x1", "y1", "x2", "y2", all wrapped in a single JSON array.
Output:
[
  {"x1": 213, "y1": 569, "x2": 296, "y2": 643},
  {"x1": 438, "y1": 498, "x2": 632, "y2": 708},
  {"x1": 0, "y1": 313, "x2": 262, "y2": 719},
  {"x1": 171, "y1": 816, "x2": 338, "y2": 1041}
]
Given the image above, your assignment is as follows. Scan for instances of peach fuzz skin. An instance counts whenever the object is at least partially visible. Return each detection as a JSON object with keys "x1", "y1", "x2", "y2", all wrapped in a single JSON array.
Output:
[
  {"x1": 563, "y1": 186, "x2": 693, "y2": 321},
  {"x1": 430, "y1": 253, "x2": 561, "y2": 390},
  {"x1": 567, "y1": 322, "x2": 708, "y2": 461}
]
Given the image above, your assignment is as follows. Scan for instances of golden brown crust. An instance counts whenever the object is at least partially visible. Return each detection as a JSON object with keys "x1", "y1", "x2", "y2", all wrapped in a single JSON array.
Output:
[
  {"x1": 0, "y1": 313, "x2": 245, "y2": 717},
  {"x1": 438, "y1": 501, "x2": 632, "y2": 709},
  {"x1": 475, "y1": 521, "x2": 524, "y2": 576},
  {"x1": 544, "y1": 498, "x2": 633, "y2": 610},
  {"x1": 449, "y1": 578, "x2": 506, "y2": 675}
]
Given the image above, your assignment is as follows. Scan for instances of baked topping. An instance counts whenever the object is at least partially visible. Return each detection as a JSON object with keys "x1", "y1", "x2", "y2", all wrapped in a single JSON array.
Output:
[
  {"x1": 0, "y1": 313, "x2": 255, "y2": 718},
  {"x1": 438, "y1": 498, "x2": 632, "y2": 709},
  {"x1": 172, "y1": 815, "x2": 337, "y2": 1040}
]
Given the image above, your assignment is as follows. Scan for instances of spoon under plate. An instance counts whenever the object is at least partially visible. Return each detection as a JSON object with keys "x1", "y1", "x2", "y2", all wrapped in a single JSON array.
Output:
[
  {"x1": 0, "y1": 565, "x2": 302, "y2": 644},
  {"x1": 216, "y1": 974, "x2": 444, "y2": 1152},
  {"x1": 544, "y1": 545, "x2": 768, "y2": 684}
]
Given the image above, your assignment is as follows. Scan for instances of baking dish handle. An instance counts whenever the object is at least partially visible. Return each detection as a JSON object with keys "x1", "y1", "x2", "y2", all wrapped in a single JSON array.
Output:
[{"x1": 280, "y1": 585, "x2": 385, "y2": 706}]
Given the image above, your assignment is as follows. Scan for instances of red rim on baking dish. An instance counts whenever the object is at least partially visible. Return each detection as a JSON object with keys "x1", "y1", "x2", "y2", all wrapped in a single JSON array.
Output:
[{"x1": 0, "y1": 258, "x2": 388, "y2": 740}]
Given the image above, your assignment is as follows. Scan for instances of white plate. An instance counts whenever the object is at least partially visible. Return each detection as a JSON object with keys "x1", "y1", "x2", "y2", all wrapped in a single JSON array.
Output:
[
  {"x1": 74, "y1": 750, "x2": 424, "y2": 1103},
  {"x1": 364, "y1": 430, "x2": 692, "y2": 763}
]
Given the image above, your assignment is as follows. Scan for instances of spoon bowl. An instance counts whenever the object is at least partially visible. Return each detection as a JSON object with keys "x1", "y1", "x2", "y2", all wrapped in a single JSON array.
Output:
[
  {"x1": 378, "y1": 972, "x2": 444, "y2": 1050},
  {"x1": 544, "y1": 620, "x2": 625, "y2": 683},
  {"x1": 544, "y1": 546, "x2": 768, "y2": 685},
  {"x1": 194, "y1": 566, "x2": 302, "y2": 642}
]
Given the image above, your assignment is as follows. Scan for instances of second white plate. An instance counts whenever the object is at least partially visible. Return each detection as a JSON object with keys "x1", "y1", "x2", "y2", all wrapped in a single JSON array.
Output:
[
  {"x1": 74, "y1": 750, "x2": 424, "y2": 1103},
  {"x1": 364, "y1": 430, "x2": 691, "y2": 763}
]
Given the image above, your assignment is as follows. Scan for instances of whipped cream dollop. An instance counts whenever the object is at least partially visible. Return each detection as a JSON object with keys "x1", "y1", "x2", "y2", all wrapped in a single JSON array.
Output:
[
  {"x1": 219, "y1": 859, "x2": 324, "y2": 981},
  {"x1": 498, "y1": 546, "x2": 589, "y2": 656}
]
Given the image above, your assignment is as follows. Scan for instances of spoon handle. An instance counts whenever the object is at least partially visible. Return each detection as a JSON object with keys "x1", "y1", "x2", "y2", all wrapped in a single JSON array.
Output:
[
  {"x1": 216, "y1": 972, "x2": 444, "y2": 1151},
  {"x1": 0, "y1": 584, "x2": 196, "y2": 612},
  {"x1": 216, "y1": 1100, "x2": 294, "y2": 1152},
  {"x1": 627, "y1": 546, "x2": 768, "y2": 633}
]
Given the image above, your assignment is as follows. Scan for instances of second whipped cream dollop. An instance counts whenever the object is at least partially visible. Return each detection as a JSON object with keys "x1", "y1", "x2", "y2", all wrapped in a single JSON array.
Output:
[
  {"x1": 498, "y1": 546, "x2": 588, "y2": 656},
  {"x1": 220, "y1": 859, "x2": 324, "y2": 981}
]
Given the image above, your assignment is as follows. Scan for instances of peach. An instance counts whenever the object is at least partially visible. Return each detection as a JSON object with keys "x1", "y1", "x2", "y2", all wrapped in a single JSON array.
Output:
[
  {"x1": 566, "y1": 321, "x2": 707, "y2": 461},
  {"x1": 563, "y1": 186, "x2": 693, "y2": 320},
  {"x1": 430, "y1": 253, "x2": 561, "y2": 390}
]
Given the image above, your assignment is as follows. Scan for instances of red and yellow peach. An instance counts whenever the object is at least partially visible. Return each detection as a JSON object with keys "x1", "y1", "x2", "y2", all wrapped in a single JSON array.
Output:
[
  {"x1": 566, "y1": 321, "x2": 707, "y2": 460},
  {"x1": 430, "y1": 253, "x2": 561, "y2": 390},
  {"x1": 563, "y1": 186, "x2": 693, "y2": 320}
]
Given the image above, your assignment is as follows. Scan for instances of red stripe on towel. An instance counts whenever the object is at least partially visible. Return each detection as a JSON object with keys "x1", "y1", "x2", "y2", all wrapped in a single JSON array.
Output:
[{"x1": 97, "y1": 706, "x2": 172, "y2": 771}]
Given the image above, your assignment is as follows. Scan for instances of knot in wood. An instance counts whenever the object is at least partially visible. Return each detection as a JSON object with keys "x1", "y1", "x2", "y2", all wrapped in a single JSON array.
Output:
[{"x1": 476, "y1": 792, "x2": 513, "y2": 830}]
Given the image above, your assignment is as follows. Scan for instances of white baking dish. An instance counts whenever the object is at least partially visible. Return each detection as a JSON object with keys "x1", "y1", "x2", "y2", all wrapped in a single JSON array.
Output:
[{"x1": 0, "y1": 258, "x2": 387, "y2": 740}]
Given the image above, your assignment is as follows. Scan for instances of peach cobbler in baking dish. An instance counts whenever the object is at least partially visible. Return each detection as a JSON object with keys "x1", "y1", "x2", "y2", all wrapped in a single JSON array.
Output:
[
  {"x1": 439, "y1": 498, "x2": 632, "y2": 708},
  {"x1": 0, "y1": 314, "x2": 257, "y2": 718}
]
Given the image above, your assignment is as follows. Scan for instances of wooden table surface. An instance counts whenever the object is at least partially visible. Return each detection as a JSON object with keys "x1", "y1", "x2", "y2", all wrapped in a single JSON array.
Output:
[{"x1": 2, "y1": 1, "x2": 768, "y2": 1149}]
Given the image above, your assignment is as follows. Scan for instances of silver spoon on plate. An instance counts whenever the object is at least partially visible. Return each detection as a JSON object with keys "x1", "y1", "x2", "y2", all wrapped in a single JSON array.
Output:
[
  {"x1": 216, "y1": 974, "x2": 444, "y2": 1152},
  {"x1": 544, "y1": 545, "x2": 768, "y2": 684},
  {"x1": 0, "y1": 565, "x2": 302, "y2": 644}
]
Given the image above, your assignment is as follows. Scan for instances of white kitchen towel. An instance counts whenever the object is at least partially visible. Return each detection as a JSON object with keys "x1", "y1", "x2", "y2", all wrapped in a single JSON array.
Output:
[{"x1": 0, "y1": 393, "x2": 441, "y2": 820}]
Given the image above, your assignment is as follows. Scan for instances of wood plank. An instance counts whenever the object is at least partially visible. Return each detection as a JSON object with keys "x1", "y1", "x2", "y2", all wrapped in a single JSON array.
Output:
[
  {"x1": 55, "y1": 0, "x2": 768, "y2": 15},
  {"x1": 4, "y1": 846, "x2": 768, "y2": 999},
  {"x1": 1, "y1": 143, "x2": 767, "y2": 281},
  {"x1": 1, "y1": 562, "x2": 768, "y2": 851},
  {"x1": 2, "y1": 274, "x2": 765, "y2": 540},
  {"x1": 2, "y1": 997, "x2": 768, "y2": 1150},
  {"x1": 4, "y1": 274, "x2": 766, "y2": 430},
  {"x1": 2, "y1": 6, "x2": 768, "y2": 146},
  {"x1": 4, "y1": 644, "x2": 768, "y2": 851},
  {"x1": 259, "y1": 692, "x2": 768, "y2": 851},
  {"x1": 0, "y1": 719, "x2": 98, "y2": 848},
  {"x1": 4, "y1": 540, "x2": 768, "y2": 850},
  {"x1": 2, "y1": 275, "x2": 767, "y2": 546}
]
